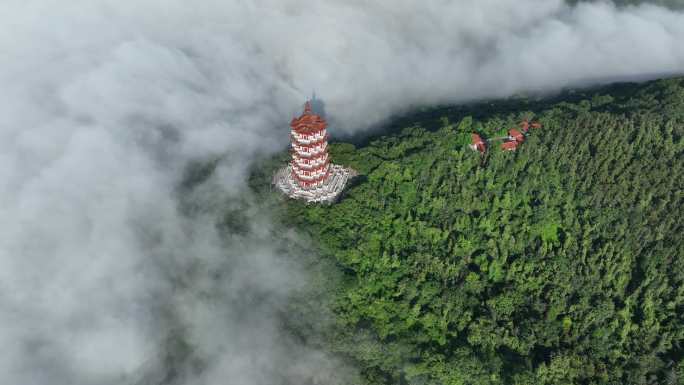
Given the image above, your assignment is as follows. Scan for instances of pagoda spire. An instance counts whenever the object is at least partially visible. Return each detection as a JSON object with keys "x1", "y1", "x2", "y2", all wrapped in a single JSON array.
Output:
[{"x1": 303, "y1": 100, "x2": 312, "y2": 114}]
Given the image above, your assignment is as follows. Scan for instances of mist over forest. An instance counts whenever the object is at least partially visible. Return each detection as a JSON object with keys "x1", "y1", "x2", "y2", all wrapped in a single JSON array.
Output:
[{"x1": 0, "y1": 1, "x2": 683, "y2": 384}]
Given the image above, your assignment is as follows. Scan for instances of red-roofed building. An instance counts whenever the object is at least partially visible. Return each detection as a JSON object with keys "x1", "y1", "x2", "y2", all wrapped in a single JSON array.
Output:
[
  {"x1": 520, "y1": 120, "x2": 530, "y2": 133},
  {"x1": 509, "y1": 128, "x2": 525, "y2": 143},
  {"x1": 501, "y1": 141, "x2": 519, "y2": 151},
  {"x1": 470, "y1": 133, "x2": 487, "y2": 154}
]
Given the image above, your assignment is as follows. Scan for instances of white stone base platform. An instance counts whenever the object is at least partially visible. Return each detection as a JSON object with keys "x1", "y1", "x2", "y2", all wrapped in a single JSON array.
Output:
[{"x1": 273, "y1": 164, "x2": 358, "y2": 204}]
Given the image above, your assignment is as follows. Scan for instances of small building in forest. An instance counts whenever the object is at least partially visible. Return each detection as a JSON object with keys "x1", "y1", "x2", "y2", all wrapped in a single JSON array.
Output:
[
  {"x1": 471, "y1": 120, "x2": 542, "y2": 154},
  {"x1": 508, "y1": 128, "x2": 525, "y2": 143},
  {"x1": 501, "y1": 140, "x2": 519, "y2": 151},
  {"x1": 470, "y1": 133, "x2": 487, "y2": 154}
]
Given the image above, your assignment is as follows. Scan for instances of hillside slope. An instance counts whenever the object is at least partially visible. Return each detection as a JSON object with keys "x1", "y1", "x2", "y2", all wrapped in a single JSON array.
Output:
[{"x1": 276, "y1": 77, "x2": 684, "y2": 385}]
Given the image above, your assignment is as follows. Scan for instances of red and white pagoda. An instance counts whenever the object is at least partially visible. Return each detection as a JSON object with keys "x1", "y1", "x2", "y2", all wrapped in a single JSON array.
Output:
[{"x1": 273, "y1": 101, "x2": 356, "y2": 203}]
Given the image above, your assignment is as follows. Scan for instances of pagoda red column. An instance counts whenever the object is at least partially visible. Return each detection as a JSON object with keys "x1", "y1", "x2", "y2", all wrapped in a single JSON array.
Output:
[{"x1": 289, "y1": 101, "x2": 331, "y2": 189}]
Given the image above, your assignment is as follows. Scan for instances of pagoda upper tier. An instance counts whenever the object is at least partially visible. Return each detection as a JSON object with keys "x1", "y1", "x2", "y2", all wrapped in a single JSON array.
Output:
[{"x1": 290, "y1": 101, "x2": 327, "y2": 133}]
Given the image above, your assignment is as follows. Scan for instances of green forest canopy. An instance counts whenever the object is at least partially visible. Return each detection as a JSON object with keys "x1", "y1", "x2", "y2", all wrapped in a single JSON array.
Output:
[{"x1": 262, "y1": 77, "x2": 684, "y2": 385}]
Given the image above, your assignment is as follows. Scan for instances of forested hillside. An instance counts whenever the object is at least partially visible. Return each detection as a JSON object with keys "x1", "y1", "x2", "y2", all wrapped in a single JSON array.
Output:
[{"x1": 267, "y1": 77, "x2": 684, "y2": 385}]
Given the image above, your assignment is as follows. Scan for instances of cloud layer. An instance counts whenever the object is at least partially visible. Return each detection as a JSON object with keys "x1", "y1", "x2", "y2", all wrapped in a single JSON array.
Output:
[{"x1": 1, "y1": 1, "x2": 683, "y2": 384}]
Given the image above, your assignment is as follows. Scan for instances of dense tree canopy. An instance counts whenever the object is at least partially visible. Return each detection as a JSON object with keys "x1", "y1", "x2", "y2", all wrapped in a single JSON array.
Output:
[{"x1": 269, "y1": 77, "x2": 684, "y2": 385}]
